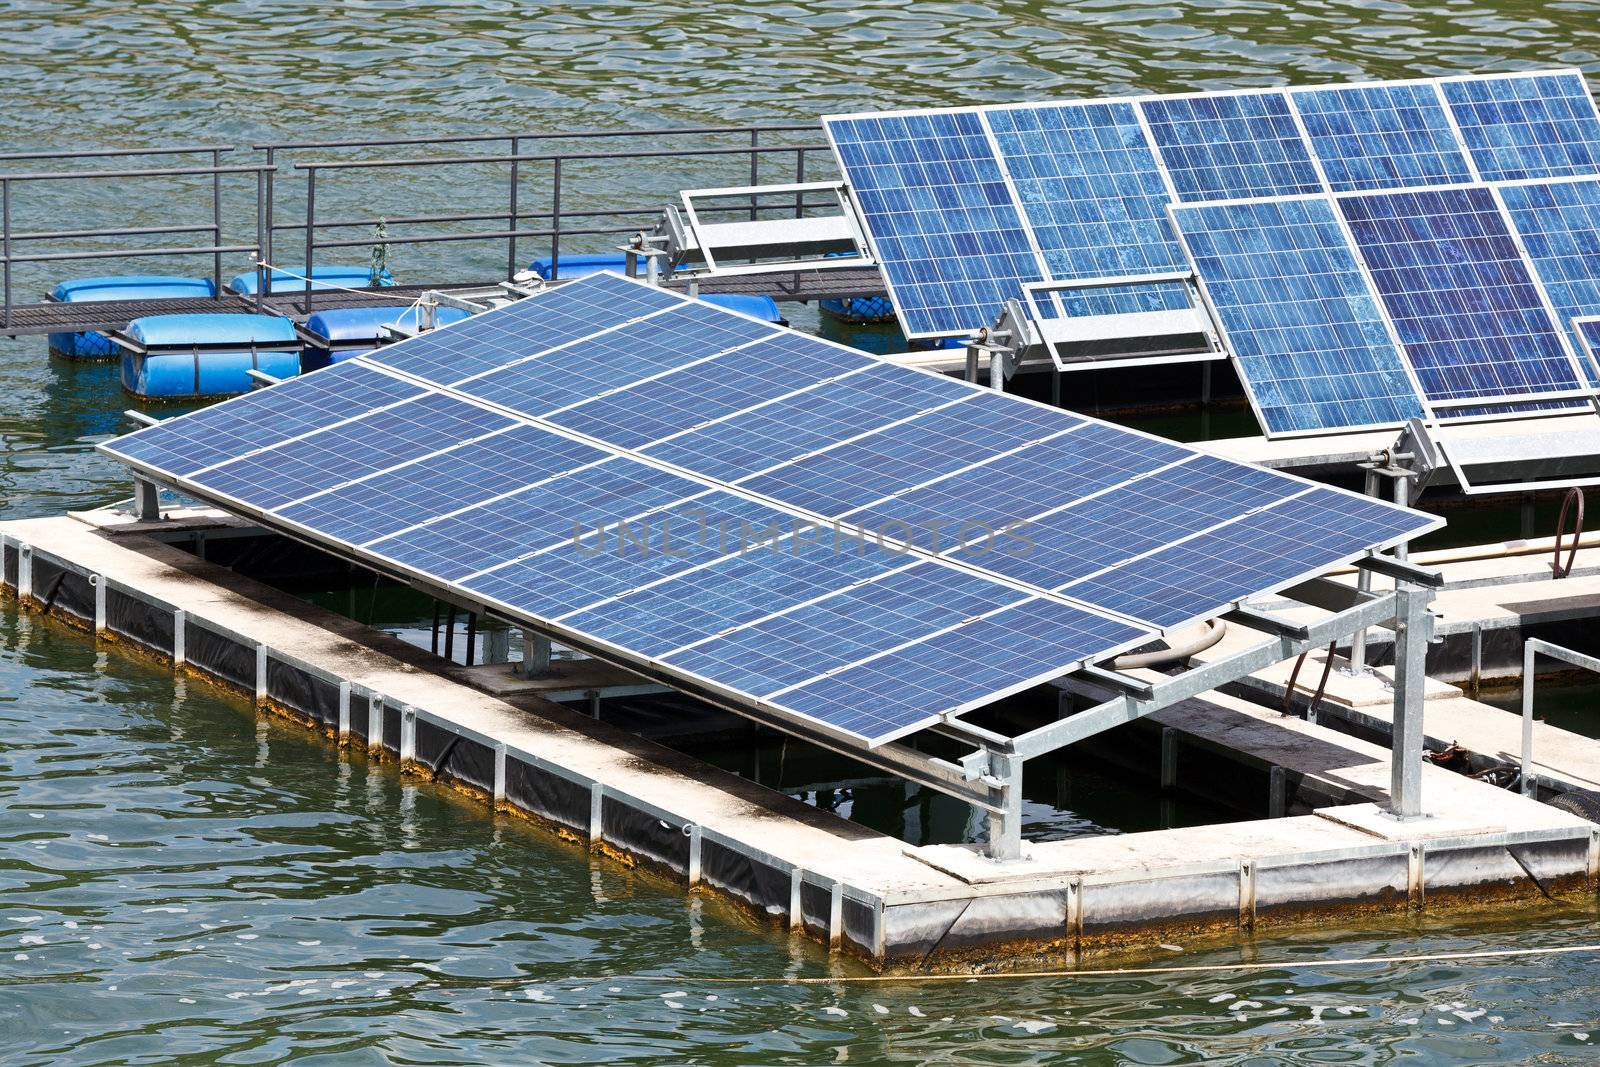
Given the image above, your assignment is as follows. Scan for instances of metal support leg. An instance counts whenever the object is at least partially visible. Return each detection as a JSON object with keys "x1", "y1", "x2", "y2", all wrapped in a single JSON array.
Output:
[
  {"x1": 1389, "y1": 582, "x2": 1433, "y2": 819},
  {"x1": 1350, "y1": 469, "x2": 1380, "y2": 674},
  {"x1": 983, "y1": 749, "x2": 1023, "y2": 861},
  {"x1": 1392, "y1": 476, "x2": 1412, "y2": 562},
  {"x1": 133, "y1": 477, "x2": 161, "y2": 522},
  {"x1": 483, "y1": 626, "x2": 510, "y2": 665},
  {"x1": 989, "y1": 352, "x2": 1005, "y2": 393},
  {"x1": 964, "y1": 345, "x2": 979, "y2": 385}
]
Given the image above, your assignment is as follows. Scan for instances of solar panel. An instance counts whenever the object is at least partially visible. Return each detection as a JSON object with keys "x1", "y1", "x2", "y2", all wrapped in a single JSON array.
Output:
[
  {"x1": 1136, "y1": 91, "x2": 1325, "y2": 203},
  {"x1": 100, "y1": 273, "x2": 1437, "y2": 746},
  {"x1": 825, "y1": 110, "x2": 1045, "y2": 338},
  {"x1": 1338, "y1": 186, "x2": 1589, "y2": 406},
  {"x1": 1579, "y1": 317, "x2": 1600, "y2": 366},
  {"x1": 1496, "y1": 178, "x2": 1600, "y2": 385},
  {"x1": 983, "y1": 101, "x2": 1191, "y2": 316},
  {"x1": 1169, "y1": 196, "x2": 1424, "y2": 435},
  {"x1": 1440, "y1": 71, "x2": 1600, "y2": 183},
  {"x1": 1288, "y1": 82, "x2": 1475, "y2": 192}
]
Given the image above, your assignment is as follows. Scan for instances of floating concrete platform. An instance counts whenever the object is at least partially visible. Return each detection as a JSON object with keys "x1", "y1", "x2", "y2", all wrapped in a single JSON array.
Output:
[{"x1": 2, "y1": 512, "x2": 1596, "y2": 969}]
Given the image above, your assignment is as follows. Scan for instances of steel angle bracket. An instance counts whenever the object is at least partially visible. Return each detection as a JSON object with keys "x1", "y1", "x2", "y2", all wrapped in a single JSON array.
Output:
[
  {"x1": 989, "y1": 298, "x2": 1039, "y2": 377},
  {"x1": 1386, "y1": 418, "x2": 1446, "y2": 491}
]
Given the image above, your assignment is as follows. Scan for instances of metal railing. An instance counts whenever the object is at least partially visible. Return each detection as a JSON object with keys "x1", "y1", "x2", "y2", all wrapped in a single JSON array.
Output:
[
  {"x1": 0, "y1": 146, "x2": 275, "y2": 328},
  {"x1": 0, "y1": 125, "x2": 839, "y2": 324},
  {"x1": 271, "y1": 126, "x2": 831, "y2": 309},
  {"x1": 1520, "y1": 637, "x2": 1600, "y2": 795}
]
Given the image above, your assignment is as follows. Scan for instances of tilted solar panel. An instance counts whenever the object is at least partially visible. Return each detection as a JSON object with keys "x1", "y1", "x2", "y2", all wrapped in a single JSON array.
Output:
[
  {"x1": 1288, "y1": 82, "x2": 1476, "y2": 192},
  {"x1": 1440, "y1": 71, "x2": 1600, "y2": 183},
  {"x1": 1338, "y1": 186, "x2": 1589, "y2": 405},
  {"x1": 101, "y1": 273, "x2": 1437, "y2": 746},
  {"x1": 1496, "y1": 177, "x2": 1600, "y2": 385},
  {"x1": 1169, "y1": 196, "x2": 1424, "y2": 435},
  {"x1": 983, "y1": 101, "x2": 1192, "y2": 317},
  {"x1": 1135, "y1": 91, "x2": 1325, "y2": 203},
  {"x1": 826, "y1": 110, "x2": 1045, "y2": 339}
]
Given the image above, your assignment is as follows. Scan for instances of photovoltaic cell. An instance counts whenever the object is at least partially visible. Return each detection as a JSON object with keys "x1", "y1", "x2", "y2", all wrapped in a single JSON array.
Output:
[
  {"x1": 825, "y1": 110, "x2": 1045, "y2": 337},
  {"x1": 1137, "y1": 91, "x2": 1325, "y2": 203},
  {"x1": 370, "y1": 271, "x2": 682, "y2": 384},
  {"x1": 1290, "y1": 82, "x2": 1475, "y2": 192},
  {"x1": 1497, "y1": 178, "x2": 1600, "y2": 385},
  {"x1": 1440, "y1": 72, "x2": 1600, "y2": 183},
  {"x1": 1339, "y1": 186, "x2": 1584, "y2": 403},
  {"x1": 984, "y1": 101, "x2": 1191, "y2": 315},
  {"x1": 105, "y1": 361, "x2": 424, "y2": 477},
  {"x1": 1170, "y1": 196, "x2": 1423, "y2": 434}
]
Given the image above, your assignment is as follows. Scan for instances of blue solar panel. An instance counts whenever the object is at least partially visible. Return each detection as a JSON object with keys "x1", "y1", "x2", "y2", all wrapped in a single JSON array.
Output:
[
  {"x1": 274, "y1": 425, "x2": 613, "y2": 545},
  {"x1": 1580, "y1": 318, "x2": 1600, "y2": 366},
  {"x1": 1170, "y1": 196, "x2": 1424, "y2": 434},
  {"x1": 1497, "y1": 178, "x2": 1600, "y2": 386},
  {"x1": 544, "y1": 332, "x2": 876, "y2": 450},
  {"x1": 984, "y1": 101, "x2": 1191, "y2": 315},
  {"x1": 771, "y1": 597, "x2": 1150, "y2": 742},
  {"x1": 365, "y1": 459, "x2": 706, "y2": 582},
  {"x1": 639, "y1": 361, "x2": 973, "y2": 483},
  {"x1": 103, "y1": 362, "x2": 424, "y2": 477},
  {"x1": 101, "y1": 272, "x2": 1436, "y2": 746},
  {"x1": 950, "y1": 454, "x2": 1302, "y2": 594},
  {"x1": 734, "y1": 392, "x2": 1077, "y2": 518},
  {"x1": 851, "y1": 421, "x2": 1194, "y2": 544},
  {"x1": 186, "y1": 392, "x2": 518, "y2": 511},
  {"x1": 1063, "y1": 487, "x2": 1430, "y2": 629},
  {"x1": 457, "y1": 301, "x2": 776, "y2": 416},
  {"x1": 464, "y1": 494, "x2": 792, "y2": 620},
  {"x1": 1290, "y1": 82, "x2": 1475, "y2": 192},
  {"x1": 1440, "y1": 71, "x2": 1600, "y2": 183},
  {"x1": 370, "y1": 272, "x2": 682, "y2": 384},
  {"x1": 826, "y1": 110, "x2": 1045, "y2": 337},
  {"x1": 1339, "y1": 186, "x2": 1585, "y2": 403},
  {"x1": 1137, "y1": 91, "x2": 1325, "y2": 203}
]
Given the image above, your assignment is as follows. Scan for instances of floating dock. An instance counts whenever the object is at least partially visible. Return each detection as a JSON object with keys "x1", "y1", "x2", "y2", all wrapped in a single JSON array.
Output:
[{"x1": 5, "y1": 510, "x2": 1595, "y2": 968}]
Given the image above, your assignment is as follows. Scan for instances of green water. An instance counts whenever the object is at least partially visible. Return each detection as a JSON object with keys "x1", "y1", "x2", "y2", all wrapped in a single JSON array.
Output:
[{"x1": 4, "y1": 1, "x2": 1600, "y2": 1061}]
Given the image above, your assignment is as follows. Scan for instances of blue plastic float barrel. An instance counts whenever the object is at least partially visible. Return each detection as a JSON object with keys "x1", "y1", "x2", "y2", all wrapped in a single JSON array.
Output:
[
  {"x1": 819, "y1": 293, "x2": 895, "y2": 324},
  {"x1": 121, "y1": 313, "x2": 301, "y2": 399},
  {"x1": 227, "y1": 265, "x2": 394, "y2": 295},
  {"x1": 300, "y1": 305, "x2": 472, "y2": 371},
  {"x1": 47, "y1": 275, "x2": 217, "y2": 359}
]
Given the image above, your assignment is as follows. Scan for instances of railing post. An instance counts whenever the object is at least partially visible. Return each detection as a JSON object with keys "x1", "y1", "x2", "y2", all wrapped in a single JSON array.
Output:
[
  {"x1": 983, "y1": 749, "x2": 1023, "y2": 862},
  {"x1": 507, "y1": 136, "x2": 520, "y2": 281},
  {"x1": 749, "y1": 128, "x2": 760, "y2": 221},
  {"x1": 3, "y1": 177, "x2": 11, "y2": 331},
  {"x1": 253, "y1": 167, "x2": 266, "y2": 311},
  {"x1": 794, "y1": 147, "x2": 806, "y2": 218},
  {"x1": 302, "y1": 166, "x2": 316, "y2": 313},
  {"x1": 1521, "y1": 640, "x2": 1538, "y2": 796},
  {"x1": 211, "y1": 148, "x2": 223, "y2": 301},
  {"x1": 550, "y1": 158, "x2": 561, "y2": 279},
  {"x1": 262, "y1": 147, "x2": 275, "y2": 294}
]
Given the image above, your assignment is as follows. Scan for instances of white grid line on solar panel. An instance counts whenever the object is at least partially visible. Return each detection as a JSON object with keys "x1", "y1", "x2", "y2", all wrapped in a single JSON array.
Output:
[
  {"x1": 823, "y1": 110, "x2": 1047, "y2": 338},
  {"x1": 1284, "y1": 82, "x2": 1477, "y2": 193},
  {"x1": 1053, "y1": 483, "x2": 1318, "y2": 593},
  {"x1": 1135, "y1": 90, "x2": 1325, "y2": 203},
  {"x1": 761, "y1": 587, "x2": 1042, "y2": 701},
  {"x1": 135, "y1": 369, "x2": 444, "y2": 481},
  {"x1": 1165, "y1": 193, "x2": 1427, "y2": 437},
  {"x1": 99, "y1": 362, "x2": 425, "y2": 478},
  {"x1": 979, "y1": 101, "x2": 1192, "y2": 314},
  {"x1": 732, "y1": 396, "x2": 1081, "y2": 521},
  {"x1": 1493, "y1": 176, "x2": 1600, "y2": 387},
  {"x1": 367, "y1": 272, "x2": 686, "y2": 384},
  {"x1": 1333, "y1": 183, "x2": 1595, "y2": 406},
  {"x1": 452, "y1": 484, "x2": 722, "y2": 583},
  {"x1": 355, "y1": 341, "x2": 1155, "y2": 624},
  {"x1": 542, "y1": 335, "x2": 879, "y2": 452},
  {"x1": 815, "y1": 421, "x2": 1086, "y2": 522},
  {"x1": 1438, "y1": 69, "x2": 1600, "y2": 183},
  {"x1": 654, "y1": 558, "x2": 932, "y2": 660}
]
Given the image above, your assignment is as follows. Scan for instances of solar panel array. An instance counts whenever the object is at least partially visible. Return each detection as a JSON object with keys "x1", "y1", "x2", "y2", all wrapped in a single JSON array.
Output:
[
  {"x1": 825, "y1": 69, "x2": 1600, "y2": 437},
  {"x1": 101, "y1": 272, "x2": 1436, "y2": 747}
]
